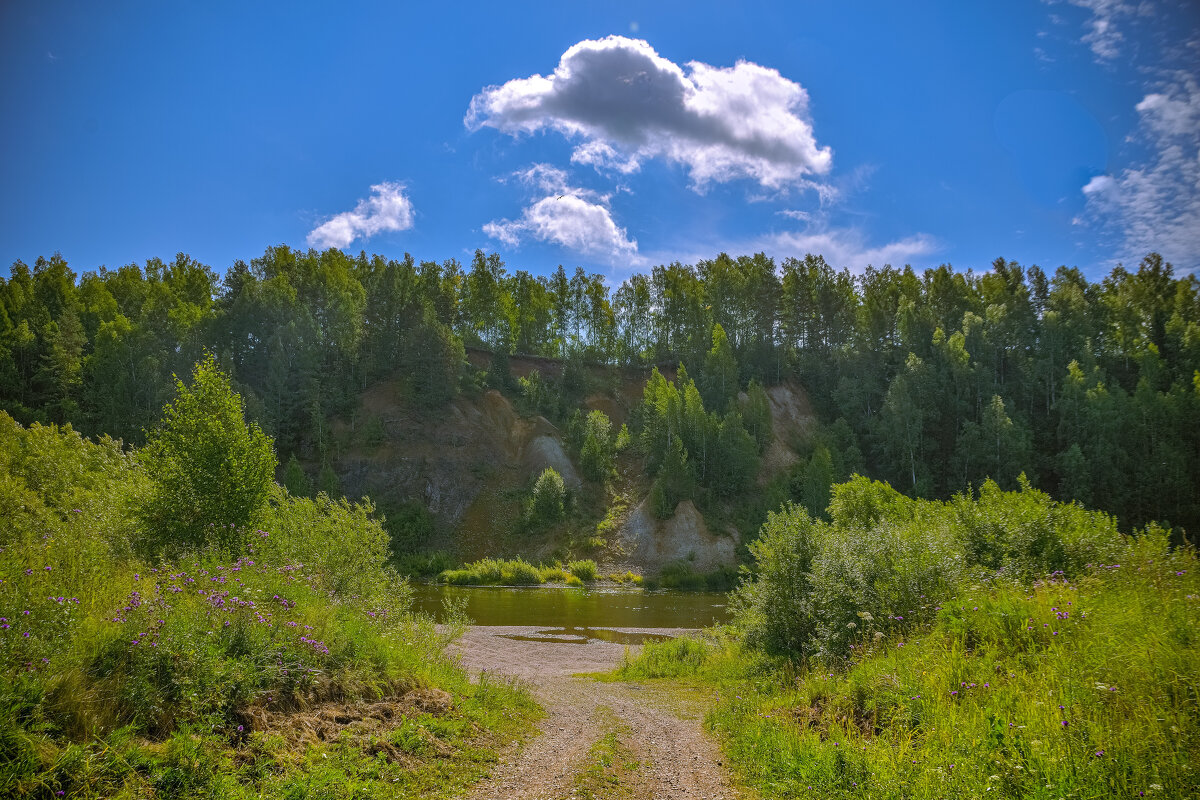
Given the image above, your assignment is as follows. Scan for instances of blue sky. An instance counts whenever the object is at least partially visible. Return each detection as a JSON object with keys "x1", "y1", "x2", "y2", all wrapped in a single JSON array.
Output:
[{"x1": 2, "y1": 0, "x2": 1198, "y2": 281}]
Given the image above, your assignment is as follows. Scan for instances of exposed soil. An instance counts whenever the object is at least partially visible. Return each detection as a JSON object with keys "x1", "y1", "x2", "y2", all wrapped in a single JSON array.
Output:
[{"x1": 451, "y1": 626, "x2": 747, "y2": 800}]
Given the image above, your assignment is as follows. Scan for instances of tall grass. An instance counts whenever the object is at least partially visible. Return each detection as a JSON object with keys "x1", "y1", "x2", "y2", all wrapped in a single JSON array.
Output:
[{"x1": 437, "y1": 557, "x2": 605, "y2": 586}]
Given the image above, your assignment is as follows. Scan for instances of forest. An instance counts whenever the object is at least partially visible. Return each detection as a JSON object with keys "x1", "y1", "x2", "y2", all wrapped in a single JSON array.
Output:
[{"x1": 3, "y1": 246, "x2": 1198, "y2": 538}]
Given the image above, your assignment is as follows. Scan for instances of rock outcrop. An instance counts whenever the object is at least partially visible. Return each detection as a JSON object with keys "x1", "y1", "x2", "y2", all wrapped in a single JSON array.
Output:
[{"x1": 613, "y1": 497, "x2": 738, "y2": 573}]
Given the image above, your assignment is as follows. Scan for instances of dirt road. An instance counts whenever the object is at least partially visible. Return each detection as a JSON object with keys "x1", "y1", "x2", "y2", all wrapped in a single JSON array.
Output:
[{"x1": 451, "y1": 626, "x2": 745, "y2": 800}]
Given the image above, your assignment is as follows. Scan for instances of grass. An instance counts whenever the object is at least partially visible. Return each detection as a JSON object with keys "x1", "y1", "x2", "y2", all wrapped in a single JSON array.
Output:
[
  {"x1": 572, "y1": 707, "x2": 642, "y2": 800},
  {"x1": 436, "y1": 557, "x2": 630, "y2": 587},
  {"x1": 618, "y1": 536, "x2": 1200, "y2": 799}
]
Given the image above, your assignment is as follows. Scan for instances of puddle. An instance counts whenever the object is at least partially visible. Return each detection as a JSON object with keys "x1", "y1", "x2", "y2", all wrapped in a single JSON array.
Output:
[{"x1": 499, "y1": 627, "x2": 678, "y2": 645}]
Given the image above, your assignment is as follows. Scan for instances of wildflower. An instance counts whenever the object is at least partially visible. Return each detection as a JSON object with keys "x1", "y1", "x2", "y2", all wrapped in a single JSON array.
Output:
[{"x1": 1061, "y1": 720, "x2": 1068, "y2": 727}]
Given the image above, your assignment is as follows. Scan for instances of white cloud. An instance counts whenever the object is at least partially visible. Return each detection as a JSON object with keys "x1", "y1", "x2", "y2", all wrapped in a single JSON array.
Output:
[
  {"x1": 484, "y1": 196, "x2": 638, "y2": 261},
  {"x1": 485, "y1": 166, "x2": 637, "y2": 261},
  {"x1": 1047, "y1": 0, "x2": 1138, "y2": 62},
  {"x1": 1080, "y1": 74, "x2": 1200, "y2": 270},
  {"x1": 466, "y1": 35, "x2": 832, "y2": 192},
  {"x1": 570, "y1": 140, "x2": 641, "y2": 174},
  {"x1": 763, "y1": 228, "x2": 938, "y2": 272},
  {"x1": 307, "y1": 182, "x2": 415, "y2": 249}
]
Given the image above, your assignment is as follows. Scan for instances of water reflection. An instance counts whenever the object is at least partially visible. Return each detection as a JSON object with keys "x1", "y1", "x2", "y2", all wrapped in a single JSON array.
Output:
[{"x1": 410, "y1": 583, "x2": 730, "y2": 629}]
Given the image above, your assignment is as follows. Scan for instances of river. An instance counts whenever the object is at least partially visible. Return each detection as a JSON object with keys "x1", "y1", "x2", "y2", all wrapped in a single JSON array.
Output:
[{"x1": 410, "y1": 583, "x2": 730, "y2": 642}]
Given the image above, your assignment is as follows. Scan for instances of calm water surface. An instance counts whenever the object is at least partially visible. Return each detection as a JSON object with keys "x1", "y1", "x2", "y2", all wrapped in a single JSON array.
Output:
[{"x1": 410, "y1": 583, "x2": 731, "y2": 629}]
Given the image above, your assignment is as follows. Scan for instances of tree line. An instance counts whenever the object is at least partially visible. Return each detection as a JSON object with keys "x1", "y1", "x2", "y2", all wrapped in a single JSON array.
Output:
[{"x1": 2, "y1": 245, "x2": 1197, "y2": 535}]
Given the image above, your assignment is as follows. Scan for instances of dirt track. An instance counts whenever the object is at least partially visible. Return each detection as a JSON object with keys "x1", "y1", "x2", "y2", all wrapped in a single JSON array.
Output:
[{"x1": 451, "y1": 626, "x2": 745, "y2": 800}]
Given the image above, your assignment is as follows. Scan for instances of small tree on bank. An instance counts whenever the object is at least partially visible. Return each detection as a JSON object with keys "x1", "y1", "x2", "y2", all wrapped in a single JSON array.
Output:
[
  {"x1": 141, "y1": 354, "x2": 275, "y2": 553},
  {"x1": 530, "y1": 467, "x2": 566, "y2": 525}
]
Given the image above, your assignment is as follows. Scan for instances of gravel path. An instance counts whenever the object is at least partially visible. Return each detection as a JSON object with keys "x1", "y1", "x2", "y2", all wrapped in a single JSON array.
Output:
[{"x1": 451, "y1": 626, "x2": 746, "y2": 800}]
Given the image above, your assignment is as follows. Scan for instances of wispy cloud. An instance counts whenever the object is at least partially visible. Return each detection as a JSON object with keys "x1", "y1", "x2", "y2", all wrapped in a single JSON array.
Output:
[
  {"x1": 466, "y1": 35, "x2": 832, "y2": 192},
  {"x1": 1079, "y1": 73, "x2": 1200, "y2": 270},
  {"x1": 484, "y1": 164, "x2": 638, "y2": 262},
  {"x1": 1045, "y1": 0, "x2": 1139, "y2": 62},
  {"x1": 762, "y1": 227, "x2": 938, "y2": 272},
  {"x1": 307, "y1": 182, "x2": 415, "y2": 249}
]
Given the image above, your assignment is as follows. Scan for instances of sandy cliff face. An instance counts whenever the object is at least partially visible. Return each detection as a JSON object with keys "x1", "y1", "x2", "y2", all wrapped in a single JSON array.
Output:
[
  {"x1": 611, "y1": 497, "x2": 738, "y2": 574},
  {"x1": 331, "y1": 370, "x2": 814, "y2": 573},
  {"x1": 337, "y1": 387, "x2": 569, "y2": 531}
]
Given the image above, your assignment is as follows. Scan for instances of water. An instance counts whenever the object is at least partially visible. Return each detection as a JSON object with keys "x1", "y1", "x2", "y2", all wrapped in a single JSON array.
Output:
[{"x1": 410, "y1": 583, "x2": 731, "y2": 631}]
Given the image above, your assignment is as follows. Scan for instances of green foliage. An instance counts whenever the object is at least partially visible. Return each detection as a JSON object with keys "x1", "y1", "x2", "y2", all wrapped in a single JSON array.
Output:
[
  {"x1": 359, "y1": 414, "x2": 386, "y2": 448},
  {"x1": 379, "y1": 499, "x2": 437, "y2": 556},
  {"x1": 530, "y1": 467, "x2": 566, "y2": 525},
  {"x1": 657, "y1": 563, "x2": 739, "y2": 591},
  {"x1": 635, "y1": 536, "x2": 1200, "y2": 800},
  {"x1": 734, "y1": 476, "x2": 1124, "y2": 662},
  {"x1": 741, "y1": 380, "x2": 772, "y2": 452},
  {"x1": 316, "y1": 461, "x2": 340, "y2": 497},
  {"x1": 578, "y1": 409, "x2": 615, "y2": 483},
  {"x1": 281, "y1": 453, "x2": 310, "y2": 497},
  {"x1": 140, "y1": 354, "x2": 276, "y2": 554},
  {"x1": 568, "y1": 559, "x2": 599, "y2": 582},
  {"x1": 438, "y1": 557, "x2": 562, "y2": 586},
  {"x1": 4, "y1": 245, "x2": 1200, "y2": 538},
  {"x1": 0, "y1": 415, "x2": 538, "y2": 799},
  {"x1": 619, "y1": 634, "x2": 714, "y2": 678},
  {"x1": 258, "y1": 485, "x2": 391, "y2": 597}
]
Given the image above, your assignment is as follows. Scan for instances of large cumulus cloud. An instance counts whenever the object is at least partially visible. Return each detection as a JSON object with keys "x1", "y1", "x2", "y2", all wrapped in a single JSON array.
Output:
[{"x1": 466, "y1": 36, "x2": 832, "y2": 191}]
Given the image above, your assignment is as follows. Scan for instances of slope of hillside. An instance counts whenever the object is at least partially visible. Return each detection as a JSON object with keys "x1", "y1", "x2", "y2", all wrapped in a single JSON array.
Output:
[{"x1": 319, "y1": 356, "x2": 817, "y2": 577}]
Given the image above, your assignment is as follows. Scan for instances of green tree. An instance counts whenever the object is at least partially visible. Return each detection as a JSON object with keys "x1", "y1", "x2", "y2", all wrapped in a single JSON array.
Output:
[
  {"x1": 531, "y1": 467, "x2": 566, "y2": 524},
  {"x1": 579, "y1": 410, "x2": 615, "y2": 483},
  {"x1": 140, "y1": 354, "x2": 276, "y2": 552},
  {"x1": 702, "y1": 323, "x2": 739, "y2": 412},
  {"x1": 283, "y1": 453, "x2": 311, "y2": 497}
]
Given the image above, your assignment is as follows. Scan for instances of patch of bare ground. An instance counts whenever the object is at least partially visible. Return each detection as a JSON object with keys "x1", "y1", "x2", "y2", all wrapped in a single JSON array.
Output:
[{"x1": 453, "y1": 626, "x2": 748, "y2": 800}]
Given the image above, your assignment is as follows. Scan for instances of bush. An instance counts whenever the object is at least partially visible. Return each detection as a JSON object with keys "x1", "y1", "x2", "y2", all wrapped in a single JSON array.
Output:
[
  {"x1": 568, "y1": 560, "x2": 599, "y2": 582},
  {"x1": 733, "y1": 476, "x2": 1125, "y2": 663},
  {"x1": 530, "y1": 468, "x2": 566, "y2": 525},
  {"x1": 258, "y1": 485, "x2": 391, "y2": 598}
]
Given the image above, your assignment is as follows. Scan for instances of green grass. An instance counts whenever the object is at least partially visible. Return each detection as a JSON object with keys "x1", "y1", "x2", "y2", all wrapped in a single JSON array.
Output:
[
  {"x1": 436, "y1": 557, "x2": 619, "y2": 586},
  {"x1": 619, "y1": 536, "x2": 1200, "y2": 799},
  {"x1": 572, "y1": 707, "x2": 642, "y2": 800}
]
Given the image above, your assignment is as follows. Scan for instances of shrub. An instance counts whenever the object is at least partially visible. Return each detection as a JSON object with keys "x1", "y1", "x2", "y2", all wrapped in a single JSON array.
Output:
[
  {"x1": 568, "y1": 560, "x2": 599, "y2": 582},
  {"x1": 530, "y1": 468, "x2": 566, "y2": 525},
  {"x1": 734, "y1": 476, "x2": 1125, "y2": 663},
  {"x1": 258, "y1": 485, "x2": 391, "y2": 598}
]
